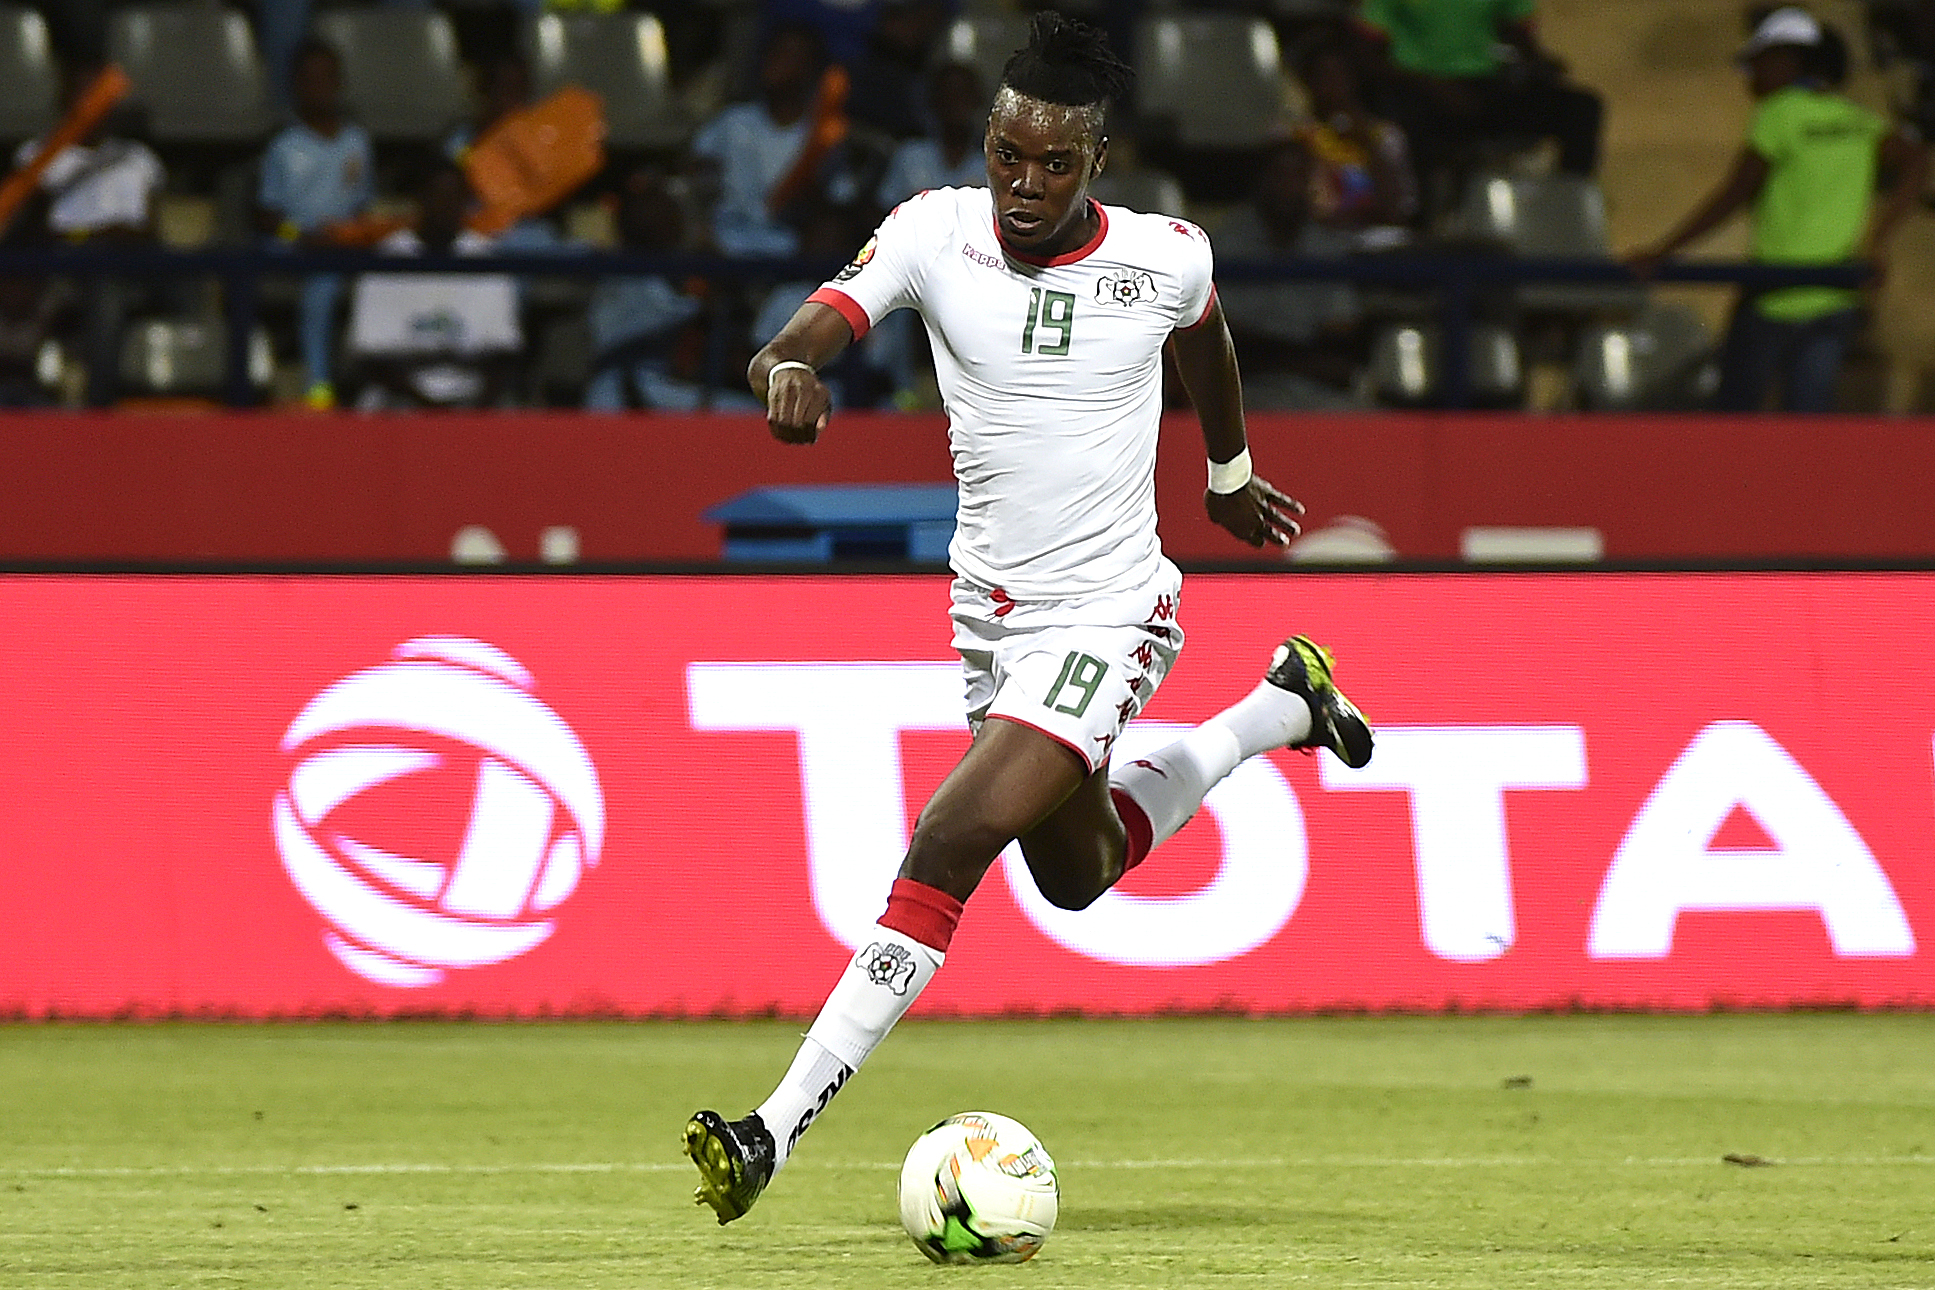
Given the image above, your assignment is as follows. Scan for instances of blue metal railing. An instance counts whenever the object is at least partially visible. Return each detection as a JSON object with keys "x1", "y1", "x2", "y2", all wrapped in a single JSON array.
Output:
[{"x1": 0, "y1": 246, "x2": 1868, "y2": 410}]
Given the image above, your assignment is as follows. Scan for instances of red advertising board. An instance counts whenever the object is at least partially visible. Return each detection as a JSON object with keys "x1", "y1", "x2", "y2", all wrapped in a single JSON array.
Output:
[
  {"x1": 4, "y1": 411, "x2": 1935, "y2": 564},
  {"x1": 0, "y1": 571, "x2": 1930, "y2": 1017}
]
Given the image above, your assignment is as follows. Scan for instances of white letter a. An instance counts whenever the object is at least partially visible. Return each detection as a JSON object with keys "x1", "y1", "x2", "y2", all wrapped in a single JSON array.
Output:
[{"x1": 1589, "y1": 721, "x2": 1914, "y2": 958}]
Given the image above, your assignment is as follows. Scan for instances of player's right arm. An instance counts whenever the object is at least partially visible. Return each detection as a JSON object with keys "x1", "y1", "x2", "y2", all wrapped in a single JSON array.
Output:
[
  {"x1": 748, "y1": 304, "x2": 853, "y2": 444},
  {"x1": 749, "y1": 189, "x2": 943, "y2": 444}
]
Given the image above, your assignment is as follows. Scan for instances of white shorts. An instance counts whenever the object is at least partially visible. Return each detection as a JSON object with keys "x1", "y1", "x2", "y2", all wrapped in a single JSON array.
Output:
[{"x1": 949, "y1": 559, "x2": 1184, "y2": 773}]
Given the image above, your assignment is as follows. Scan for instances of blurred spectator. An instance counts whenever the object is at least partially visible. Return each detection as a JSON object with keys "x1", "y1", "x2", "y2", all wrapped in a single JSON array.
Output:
[
  {"x1": 1627, "y1": 8, "x2": 1928, "y2": 412},
  {"x1": 584, "y1": 168, "x2": 750, "y2": 412},
  {"x1": 691, "y1": 23, "x2": 849, "y2": 257},
  {"x1": 1214, "y1": 136, "x2": 1366, "y2": 410},
  {"x1": 848, "y1": 0, "x2": 951, "y2": 140},
  {"x1": 257, "y1": 37, "x2": 373, "y2": 410},
  {"x1": 876, "y1": 62, "x2": 986, "y2": 208},
  {"x1": 12, "y1": 60, "x2": 163, "y2": 406},
  {"x1": 765, "y1": 0, "x2": 883, "y2": 67},
  {"x1": 348, "y1": 163, "x2": 522, "y2": 410},
  {"x1": 257, "y1": 0, "x2": 312, "y2": 114},
  {"x1": 0, "y1": 220, "x2": 66, "y2": 408},
  {"x1": 1355, "y1": 0, "x2": 1603, "y2": 212},
  {"x1": 1293, "y1": 38, "x2": 1415, "y2": 241},
  {"x1": 445, "y1": 54, "x2": 567, "y2": 253}
]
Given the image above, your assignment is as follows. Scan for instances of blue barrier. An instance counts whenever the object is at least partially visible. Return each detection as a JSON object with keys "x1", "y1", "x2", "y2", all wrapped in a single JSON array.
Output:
[
  {"x1": 704, "y1": 483, "x2": 959, "y2": 562},
  {"x1": 0, "y1": 246, "x2": 1868, "y2": 410}
]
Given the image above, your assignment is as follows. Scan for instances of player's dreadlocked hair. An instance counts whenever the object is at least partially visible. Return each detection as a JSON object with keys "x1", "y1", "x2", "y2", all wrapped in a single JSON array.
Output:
[{"x1": 999, "y1": 11, "x2": 1134, "y2": 110}]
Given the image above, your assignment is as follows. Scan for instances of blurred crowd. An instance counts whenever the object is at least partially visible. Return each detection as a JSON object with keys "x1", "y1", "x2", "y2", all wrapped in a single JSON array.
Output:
[{"x1": 0, "y1": 0, "x2": 1926, "y2": 413}]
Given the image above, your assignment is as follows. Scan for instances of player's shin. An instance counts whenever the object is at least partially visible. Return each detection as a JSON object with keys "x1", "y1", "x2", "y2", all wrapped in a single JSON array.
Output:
[
  {"x1": 754, "y1": 877, "x2": 963, "y2": 1169},
  {"x1": 1107, "y1": 678, "x2": 1313, "y2": 870}
]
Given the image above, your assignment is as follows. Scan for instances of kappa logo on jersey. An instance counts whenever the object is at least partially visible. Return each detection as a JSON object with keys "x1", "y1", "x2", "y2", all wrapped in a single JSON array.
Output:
[
  {"x1": 1169, "y1": 219, "x2": 1207, "y2": 242},
  {"x1": 835, "y1": 235, "x2": 879, "y2": 282},
  {"x1": 861, "y1": 941, "x2": 918, "y2": 994},
  {"x1": 273, "y1": 636, "x2": 606, "y2": 988},
  {"x1": 1095, "y1": 269, "x2": 1157, "y2": 308}
]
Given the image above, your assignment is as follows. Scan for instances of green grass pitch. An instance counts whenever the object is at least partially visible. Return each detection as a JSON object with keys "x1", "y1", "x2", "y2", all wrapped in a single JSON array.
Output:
[{"x1": 2, "y1": 1015, "x2": 1931, "y2": 1288}]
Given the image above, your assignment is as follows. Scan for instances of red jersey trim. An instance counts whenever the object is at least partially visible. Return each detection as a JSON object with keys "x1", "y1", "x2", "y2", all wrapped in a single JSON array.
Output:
[
  {"x1": 1177, "y1": 284, "x2": 1219, "y2": 332},
  {"x1": 996, "y1": 200, "x2": 1110, "y2": 267},
  {"x1": 807, "y1": 286, "x2": 872, "y2": 340},
  {"x1": 984, "y1": 712, "x2": 1097, "y2": 775}
]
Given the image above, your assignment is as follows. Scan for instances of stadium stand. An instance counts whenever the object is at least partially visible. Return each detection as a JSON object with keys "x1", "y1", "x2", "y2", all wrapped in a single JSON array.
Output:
[
  {"x1": 117, "y1": 314, "x2": 271, "y2": 401},
  {"x1": 311, "y1": 8, "x2": 470, "y2": 144},
  {"x1": 107, "y1": 3, "x2": 273, "y2": 144},
  {"x1": 1133, "y1": 14, "x2": 1286, "y2": 152},
  {"x1": 0, "y1": 6, "x2": 58, "y2": 147},
  {"x1": 1369, "y1": 321, "x2": 1524, "y2": 408},
  {"x1": 526, "y1": 12, "x2": 688, "y2": 152}
]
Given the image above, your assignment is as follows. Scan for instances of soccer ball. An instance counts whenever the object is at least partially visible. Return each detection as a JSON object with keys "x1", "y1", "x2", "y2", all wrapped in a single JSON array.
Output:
[{"x1": 897, "y1": 1111, "x2": 1059, "y2": 1264}]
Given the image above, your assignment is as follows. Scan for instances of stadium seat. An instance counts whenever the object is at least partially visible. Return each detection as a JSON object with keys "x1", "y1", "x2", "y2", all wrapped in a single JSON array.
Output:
[
  {"x1": 1572, "y1": 304, "x2": 1718, "y2": 411},
  {"x1": 118, "y1": 316, "x2": 272, "y2": 396},
  {"x1": 107, "y1": 4, "x2": 273, "y2": 144},
  {"x1": 313, "y1": 9, "x2": 470, "y2": 144},
  {"x1": 1133, "y1": 16, "x2": 1285, "y2": 152},
  {"x1": 526, "y1": 12, "x2": 687, "y2": 151},
  {"x1": 938, "y1": 15, "x2": 1031, "y2": 105},
  {"x1": 0, "y1": 6, "x2": 57, "y2": 145},
  {"x1": 1088, "y1": 166, "x2": 1186, "y2": 218},
  {"x1": 1450, "y1": 173, "x2": 1644, "y2": 316},
  {"x1": 1369, "y1": 322, "x2": 1522, "y2": 408}
]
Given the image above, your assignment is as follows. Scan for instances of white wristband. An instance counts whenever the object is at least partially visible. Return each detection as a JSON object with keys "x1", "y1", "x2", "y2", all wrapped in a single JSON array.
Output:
[
  {"x1": 768, "y1": 360, "x2": 816, "y2": 382},
  {"x1": 1207, "y1": 448, "x2": 1253, "y2": 495}
]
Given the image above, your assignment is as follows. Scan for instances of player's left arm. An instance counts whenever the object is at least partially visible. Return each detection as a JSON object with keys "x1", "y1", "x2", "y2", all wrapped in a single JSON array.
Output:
[{"x1": 1167, "y1": 295, "x2": 1304, "y2": 548}]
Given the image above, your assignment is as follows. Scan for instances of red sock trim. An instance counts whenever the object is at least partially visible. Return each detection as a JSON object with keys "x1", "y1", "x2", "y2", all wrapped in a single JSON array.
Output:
[
  {"x1": 879, "y1": 877, "x2": 964, "y2": 954},
  {"x1": 1111, "y1": 788, "x2": 1154, "y2": 873}
]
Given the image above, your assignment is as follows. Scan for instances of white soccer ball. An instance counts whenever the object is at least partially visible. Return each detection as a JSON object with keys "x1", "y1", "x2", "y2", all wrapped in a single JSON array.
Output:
[{"x1": 897, "y1": 1111, "x2": 1059, "y2": 1264}]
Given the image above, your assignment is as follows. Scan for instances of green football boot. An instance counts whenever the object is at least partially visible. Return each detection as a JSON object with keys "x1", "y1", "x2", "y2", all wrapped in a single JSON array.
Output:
[
  {"x1": 1266, "y1": 634, "x2": 1374, "y2": 769},
  {"x1": 684, "y1": 1109, "x2": 776, "y2": 1225}
]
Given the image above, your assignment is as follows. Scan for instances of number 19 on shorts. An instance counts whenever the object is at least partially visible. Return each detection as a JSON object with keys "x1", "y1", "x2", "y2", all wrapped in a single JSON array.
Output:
[{"x1": 1044, "y1": 651, "x2": 1108, "y2": 717}]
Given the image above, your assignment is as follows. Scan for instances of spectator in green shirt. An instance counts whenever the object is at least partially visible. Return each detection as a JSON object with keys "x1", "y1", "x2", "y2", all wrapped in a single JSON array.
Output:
[
  {"x1": 1355, "y1": 0, "x2": 1603, "y2": 219},
  {"x1": 1628, "y1": 8, "x2": 1927, "y2": 412}
]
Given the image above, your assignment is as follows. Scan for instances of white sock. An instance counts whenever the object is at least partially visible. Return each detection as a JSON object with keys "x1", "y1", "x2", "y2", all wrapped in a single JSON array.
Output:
[
  {"x1": 1111, "y1": 680, "x2": 1312, "y2": 848},
  {"x1": 755, "y1": 923, "x2": 943, "y2": 1169}
]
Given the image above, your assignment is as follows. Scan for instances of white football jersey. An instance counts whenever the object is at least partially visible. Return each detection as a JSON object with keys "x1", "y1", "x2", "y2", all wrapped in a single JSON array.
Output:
[{"x1": 810, "y1": 186, "x2": 1215, "y2": 600}]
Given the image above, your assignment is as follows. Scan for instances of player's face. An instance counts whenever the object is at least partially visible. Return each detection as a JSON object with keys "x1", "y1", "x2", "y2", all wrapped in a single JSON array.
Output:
[{"x1": 986, "y1": 89, "x2": 1106, "y2": 258}]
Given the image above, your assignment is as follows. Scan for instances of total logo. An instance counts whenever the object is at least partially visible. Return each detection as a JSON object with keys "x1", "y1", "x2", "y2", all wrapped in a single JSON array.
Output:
[{"x1": 273, "y1": 637, "x2": 605, "y2": 987}]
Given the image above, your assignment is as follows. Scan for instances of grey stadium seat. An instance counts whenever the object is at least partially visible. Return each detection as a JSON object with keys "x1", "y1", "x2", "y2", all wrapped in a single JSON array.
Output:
[
  {"x1": 1134, "y1": 16, "x2": 1286, "y2": 151},
  {"x1": 119, "y1": 317, "x2": 272, "y2": 396},
  {"x1": 1370, "y1": 322, "x2": 1522, "y2": 408},
  {"x1": 938, "y1": 15, "x2": 1030, "y2": 107},
  {"x1": 1452, "y1": 173, "x2": 1644, "y2": 316},
  {"x1": 1572, "y1": 305, "x2": 1718, "y2": 411},
  {"x1": 526, "y1": 12, "x2": 686, "y2": 150},
  {"x1": 1088, "y1": 166, "x2": 1186, "y2": 218},
  {"x1": 0, "y1": 6, "x2": 57, "y2": 144},
  {"x1": 313, "y1": 9, "x2": 470, "y2": 143},
  {"x1": 108, "y1": 4, "x2": 273, "y2": 144}
]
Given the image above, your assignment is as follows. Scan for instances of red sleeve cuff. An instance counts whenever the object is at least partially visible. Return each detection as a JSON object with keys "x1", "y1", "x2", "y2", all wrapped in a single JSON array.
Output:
[
  {"x1": 807, "y1": 287, "x2": 872, "y2": 340},
  {"x1": 1178, "y1": 285, "x2": 1218, "y2": 332}
]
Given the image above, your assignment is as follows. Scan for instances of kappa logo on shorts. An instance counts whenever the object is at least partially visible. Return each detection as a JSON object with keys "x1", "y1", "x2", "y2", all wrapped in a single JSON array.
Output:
[
  {"x1": 860, "y1": 941, "x2": 918, "y2": 994},
  {"x1": 835, "y1": 235, "x2": 878, "y2": 282},
  {"x1": 1149, "y1": 594, "x2": 1177, "y2": 623},
  {"x1": 1096, "y1": 269, "x2": 1156, "y2": 308},
  {"x1": 1133, "y1": 641, "x2": 1157, "y2": 669},
  {"x1": 990, "y1": 587, "x2": 1017, "y2": 618}
]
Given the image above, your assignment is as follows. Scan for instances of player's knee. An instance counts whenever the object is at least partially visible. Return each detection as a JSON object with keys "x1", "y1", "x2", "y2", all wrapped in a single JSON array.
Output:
[{"x1": 1033, "y1": 871, "x2": 1106, "y2": 911}]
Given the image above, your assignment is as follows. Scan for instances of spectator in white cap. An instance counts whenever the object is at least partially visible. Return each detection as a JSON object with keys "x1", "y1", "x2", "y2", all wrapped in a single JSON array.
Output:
[{"x1": 1626, "y1": 7, "x2": 1928, "y2": 412}]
